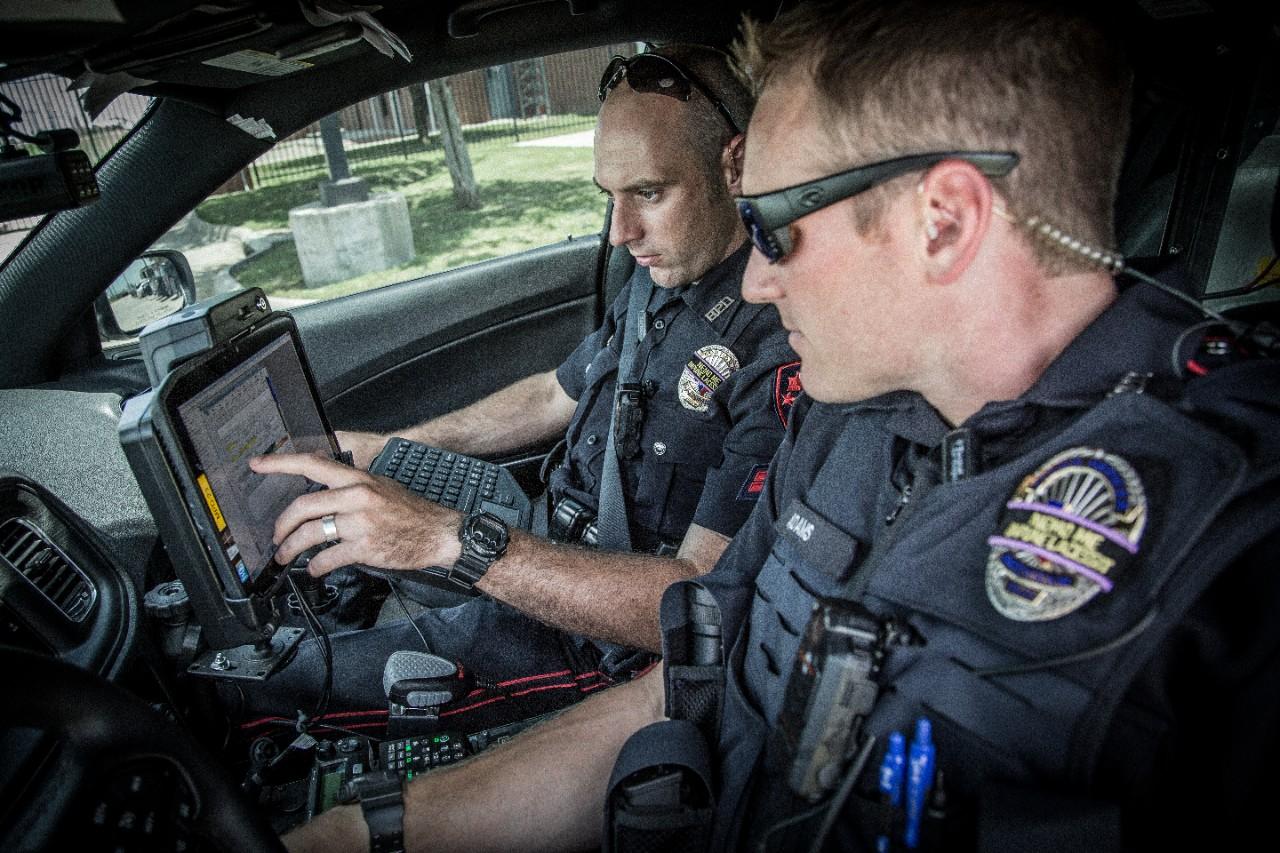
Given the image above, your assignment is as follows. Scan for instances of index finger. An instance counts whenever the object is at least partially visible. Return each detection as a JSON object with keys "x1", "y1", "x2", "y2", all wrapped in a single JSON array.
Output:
[{"x1": 250, "y1": 452, "x2": 365, "y2": 489}]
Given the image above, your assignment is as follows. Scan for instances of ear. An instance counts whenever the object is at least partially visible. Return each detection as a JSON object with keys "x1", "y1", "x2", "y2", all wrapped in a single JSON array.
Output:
[
  {"x1": 915, "y1": 160, "x2": 996, "y2": 285},
  {"x1": 722, "y1": 133, "x2": 746, "y2": 195}
]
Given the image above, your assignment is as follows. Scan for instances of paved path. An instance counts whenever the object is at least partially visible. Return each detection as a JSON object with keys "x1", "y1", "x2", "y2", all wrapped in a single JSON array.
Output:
[{"x1": 515, "y1": 129, "x2": 593, "y2": 148}]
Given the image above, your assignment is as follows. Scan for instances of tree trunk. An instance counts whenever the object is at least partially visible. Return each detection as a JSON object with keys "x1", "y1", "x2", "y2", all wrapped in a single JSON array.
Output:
[
  {"x1": 426, "y1": 79, "x2": 481, "y2": 210},
  {"x1": 409, "y1": 84, "x2": 432, "y2": 146}
]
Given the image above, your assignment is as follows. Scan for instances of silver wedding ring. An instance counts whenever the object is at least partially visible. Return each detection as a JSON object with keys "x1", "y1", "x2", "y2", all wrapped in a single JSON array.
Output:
[{"x1": 321, "y1": 513, "x2": 340, "y2": 545}]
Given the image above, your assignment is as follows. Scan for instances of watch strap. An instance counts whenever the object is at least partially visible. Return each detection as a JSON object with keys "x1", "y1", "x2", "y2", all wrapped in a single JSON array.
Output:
[
  {"x1": 448, "y1": 548, "x2": 490, "y2": 589},
  {"x1": 354, "y1": 772, "x2": 405, "y2": 853}
]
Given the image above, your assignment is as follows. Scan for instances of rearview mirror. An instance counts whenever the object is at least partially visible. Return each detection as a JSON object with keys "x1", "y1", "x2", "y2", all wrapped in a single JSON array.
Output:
[{"x1": 97, "y1": 250, "x2": 197, "y2": 338}]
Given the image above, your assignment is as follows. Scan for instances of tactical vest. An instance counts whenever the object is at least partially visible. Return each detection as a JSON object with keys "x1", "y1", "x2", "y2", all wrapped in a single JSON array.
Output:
[{"x1": 610, "y1": 361, "x2": 1280, "y2": 853}]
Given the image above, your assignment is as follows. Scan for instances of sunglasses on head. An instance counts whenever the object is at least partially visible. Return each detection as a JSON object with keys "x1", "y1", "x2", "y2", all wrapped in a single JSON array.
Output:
[
  {"x1": 598, "y1": 53, "x2": 741, "y2": 135},
  {"x1": 735, "y1": 151, "x2": 1020, "y2": 263}
]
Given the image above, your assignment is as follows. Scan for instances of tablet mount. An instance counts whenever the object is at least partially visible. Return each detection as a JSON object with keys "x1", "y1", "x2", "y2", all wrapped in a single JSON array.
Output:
[{"x1": 121, "y1": 288, "x2": 314, "y2": 682}]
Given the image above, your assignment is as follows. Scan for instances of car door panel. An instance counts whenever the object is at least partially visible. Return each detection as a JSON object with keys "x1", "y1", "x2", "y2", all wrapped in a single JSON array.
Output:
[{"x1": 296, "y1": 236, "x2": 603, "y2": 447}]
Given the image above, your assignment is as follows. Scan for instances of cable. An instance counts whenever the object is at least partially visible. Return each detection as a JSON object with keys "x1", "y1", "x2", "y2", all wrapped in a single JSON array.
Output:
[
  {"x1": 749, "y1": 736, "x2": 881, "y2": 853},
  {"x1": 252, "y1": 715, "x2": 385, "y2": 743},
  {"x1": 1201, "y1": 255, "x2": 1280, "y2": 300},
  {"x1": 385, "y1": 575, "x2": 432, "y2": 652},
  {"x1": 287, "y1": 572, "x2": 334, "y2": 726},
  {"x1": 996, "y1": 205, "x2": 1236, "y2": 325},
  {"x1": 756, "y1": 799, "x2": 833, "y2": 853},
  {"x1": 806, "y1": 734, "x2": 880, "y2": 853},
  {"x1": 1119, "y1": 264, "x2": 1232, "y2": 324},
  {"x1": 974, "y1": 607, "x2": 1158, "y2": 679},
  {"x1": 996, "y1": 206, "x2": 1279, "y2": 366}
]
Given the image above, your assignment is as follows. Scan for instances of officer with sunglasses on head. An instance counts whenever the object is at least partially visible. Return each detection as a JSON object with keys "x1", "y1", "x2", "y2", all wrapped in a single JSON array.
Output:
[
  {"x1": 246, "y1": 45, "x2": 797, "y2": 730},
  {"x1": 286, "y1": 2, "x2": 1280, "y2": 852}
]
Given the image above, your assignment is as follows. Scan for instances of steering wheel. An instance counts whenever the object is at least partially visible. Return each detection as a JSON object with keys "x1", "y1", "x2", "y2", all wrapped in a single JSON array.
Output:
[{"x1": 0, "y1": 647, "x2": 286, "y2": 853}]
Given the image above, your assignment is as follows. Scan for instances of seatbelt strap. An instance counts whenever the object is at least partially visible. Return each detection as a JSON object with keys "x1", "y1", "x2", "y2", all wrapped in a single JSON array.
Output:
[{"x1": 596, "y1": 272, "x2": 651, "y2": 551}]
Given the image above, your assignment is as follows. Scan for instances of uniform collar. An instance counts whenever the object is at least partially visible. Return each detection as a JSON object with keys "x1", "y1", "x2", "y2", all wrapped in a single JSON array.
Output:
[
  {"x1": 836, "y1": 391, "x2": 950, "y2": 448},
  {"x1": 677, "y1": 241, "x2": 754, "y2": 334},
  {"x1": 842, "y1": 273, "x2": 1203, "y2": 450},
  {"x1": 978, "y1": 274, "x2": 1201, "y2": 419}
]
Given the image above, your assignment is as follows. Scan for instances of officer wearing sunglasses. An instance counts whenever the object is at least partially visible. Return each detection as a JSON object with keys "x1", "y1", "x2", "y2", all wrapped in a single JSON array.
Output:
[
  {"x1": 250, "y1": 45, "x2": 797, "y2": 739},
  {"x1": 286, "y1": 2, "x2": 1280, "y2": 852}
]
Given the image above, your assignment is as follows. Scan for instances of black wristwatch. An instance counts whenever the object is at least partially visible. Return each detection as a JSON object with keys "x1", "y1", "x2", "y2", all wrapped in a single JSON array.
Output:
[
  {"x1": 448, "y1": 510, "x2": 509, "y2": 590},
  {"x1": 343, "y1": 771, "x2": 405, "y2": 853}
]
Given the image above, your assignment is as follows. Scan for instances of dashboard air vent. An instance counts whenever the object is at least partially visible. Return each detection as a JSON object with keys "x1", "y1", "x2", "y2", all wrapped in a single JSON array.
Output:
[{"x1": 0, "y1": 517, "x2": 96, "y2": 622}]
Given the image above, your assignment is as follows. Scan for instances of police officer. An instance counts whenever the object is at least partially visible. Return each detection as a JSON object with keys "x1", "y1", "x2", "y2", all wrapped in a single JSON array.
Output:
[
  {"x1": 283, "y1": 3, "x2": 1280, "y2": 851},
  {"x1": 247, "y1": 45, "x2": 797, "y2": 723}
]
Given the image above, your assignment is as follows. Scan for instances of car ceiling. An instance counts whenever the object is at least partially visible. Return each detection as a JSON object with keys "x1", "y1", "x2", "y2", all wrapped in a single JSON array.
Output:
[{"x1": 2, "y1": 1, "x2": 1256, "y2": 114}]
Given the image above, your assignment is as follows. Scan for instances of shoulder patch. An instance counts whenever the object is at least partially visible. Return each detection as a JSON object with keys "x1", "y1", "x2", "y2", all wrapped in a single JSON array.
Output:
[
  {"x1": 679, "y1": 344, "x2": 740, "y2": 412},
  {"x1": 773, "y1": 361, "x2": 803, "y2": 428},
  {"x1": 737, "y1": 464, "x2": 770, "y2": 501},
  {"x1": 985, "y1": 447, "x2": 1147, "y2": 621}
]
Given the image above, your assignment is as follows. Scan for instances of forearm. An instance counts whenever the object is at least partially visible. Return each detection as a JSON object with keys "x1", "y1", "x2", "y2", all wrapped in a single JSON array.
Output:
[
  {"x1": 406, "y1": 668, "x2": 664, "y2": 852},
  {"x1": 400, "y1": 370, "x2": 575, "y2": 457},
  {"x1": 477, "y1": 525, "x2": 729, "y2": 652},
  {"x1": 285, "y1": 668, "x2": 666, "y2": 853}
]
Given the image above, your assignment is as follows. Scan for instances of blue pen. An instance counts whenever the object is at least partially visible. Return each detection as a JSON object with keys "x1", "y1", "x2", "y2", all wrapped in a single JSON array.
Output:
[
  {"x1": 904, "y1": 717, "x2": 936, "y2": 849},
  {"x1": 875, "y1": 731, "x2": 907, "y2": 852}
]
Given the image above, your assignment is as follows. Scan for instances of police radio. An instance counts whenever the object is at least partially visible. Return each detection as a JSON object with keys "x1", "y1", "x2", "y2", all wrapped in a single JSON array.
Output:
[{"x1": 772, "y1": 600, "x2": 914, "y2": 801}]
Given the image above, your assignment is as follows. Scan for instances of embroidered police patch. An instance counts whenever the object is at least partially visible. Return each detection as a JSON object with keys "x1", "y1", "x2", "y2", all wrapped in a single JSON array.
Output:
[
  {"x1": 773, "y1": 361, "x2": 803, "y2": 428},
  {"x1": 985, "y1": 447, "x2": 1147, "y2": 621},
  {"x1": 678, "y1": 344, "x2": 740, "y2": 411}
]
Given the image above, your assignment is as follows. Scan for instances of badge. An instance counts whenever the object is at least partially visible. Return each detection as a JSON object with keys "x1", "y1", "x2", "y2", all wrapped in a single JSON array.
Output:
[
  {"x1": 985, "y1": 447, "x2": 1147, "y2": 621},
  {"x1": 773, "y1": 361, "x2": 802, "y2": 428},
  {"x1": 679, "y1": 344, "x2": 739, "y2": 411}
]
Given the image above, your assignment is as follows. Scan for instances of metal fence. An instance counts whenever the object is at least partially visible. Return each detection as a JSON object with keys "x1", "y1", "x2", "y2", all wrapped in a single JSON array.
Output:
[{"x1": 239, "y1": 42, "x2": 637, "y2": 190}]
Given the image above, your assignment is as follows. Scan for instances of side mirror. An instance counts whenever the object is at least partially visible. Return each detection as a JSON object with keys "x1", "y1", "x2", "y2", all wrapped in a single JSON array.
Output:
[{"x1": 97, "y1": 250, "x2": 197, "y2": 339}]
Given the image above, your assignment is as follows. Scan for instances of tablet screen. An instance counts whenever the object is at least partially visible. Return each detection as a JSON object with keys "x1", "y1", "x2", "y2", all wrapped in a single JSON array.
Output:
[{"x1": 172, "y1": 328, "x2": 334, "y2": 589}]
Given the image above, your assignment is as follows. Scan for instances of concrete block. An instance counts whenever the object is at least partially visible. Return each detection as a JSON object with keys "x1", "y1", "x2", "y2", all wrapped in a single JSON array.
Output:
[
  {"x1": 319, "y1": 176, "x2": 370, "y2": 207},
  {"x1": 289, "y1": 192, "x2": 415, "y2": 287}
]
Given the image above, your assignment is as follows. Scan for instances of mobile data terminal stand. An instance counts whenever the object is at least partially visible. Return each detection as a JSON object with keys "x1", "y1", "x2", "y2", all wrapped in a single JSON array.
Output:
[{"x1": 120, "y1": 288, "x2": 339, "y2": 682}]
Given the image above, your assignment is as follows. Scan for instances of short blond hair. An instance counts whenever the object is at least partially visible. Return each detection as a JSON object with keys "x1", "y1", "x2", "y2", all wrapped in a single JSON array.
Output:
[{"x1": 737, "y1": 0, "x2": 1132, "y2": 274}]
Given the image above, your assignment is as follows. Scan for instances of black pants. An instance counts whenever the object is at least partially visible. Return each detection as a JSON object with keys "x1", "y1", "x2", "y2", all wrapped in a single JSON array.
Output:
[{"x1": 225, "y1": 583, "x2": 652, "y2": 736}]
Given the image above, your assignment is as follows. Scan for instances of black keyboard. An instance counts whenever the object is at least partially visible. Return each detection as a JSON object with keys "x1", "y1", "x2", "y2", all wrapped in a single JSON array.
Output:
[{"x1": 369, "y1": 437, "x2": 532, "y2": 529}]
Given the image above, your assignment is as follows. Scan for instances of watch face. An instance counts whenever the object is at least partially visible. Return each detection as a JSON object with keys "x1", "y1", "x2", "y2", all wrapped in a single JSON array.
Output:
[{"x1": 467, "y1": 513, "x2": 508, "y2": 556}]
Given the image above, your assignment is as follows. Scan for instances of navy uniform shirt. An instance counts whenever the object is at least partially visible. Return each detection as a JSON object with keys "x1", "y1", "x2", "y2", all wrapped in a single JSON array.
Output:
[
  {"x1": 679, "y1": 280, "x2": 1280, "y2": 851},
  {"x1": 552, "y1": 242, "x2": 799, "y2": 552}
]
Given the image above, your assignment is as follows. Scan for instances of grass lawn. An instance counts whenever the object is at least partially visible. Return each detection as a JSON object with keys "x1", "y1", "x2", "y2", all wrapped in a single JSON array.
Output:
[{"x1": 198, "y1": 139, "x2": 601, "y2": 300}]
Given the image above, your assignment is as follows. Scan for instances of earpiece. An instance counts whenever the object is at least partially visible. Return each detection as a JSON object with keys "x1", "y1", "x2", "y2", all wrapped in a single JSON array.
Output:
[{"x1": 992, "y1": 206, "x2": 1124, "y2": 274}]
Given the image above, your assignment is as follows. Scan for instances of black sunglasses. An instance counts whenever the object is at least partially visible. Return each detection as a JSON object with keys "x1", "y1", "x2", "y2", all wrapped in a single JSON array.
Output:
[
  {"x1": 736, "y1": 151, "x2": 1020, "y2": 263},
  {"x1": 598, "y1": 53, "x2": 741, "y2": 135}
]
